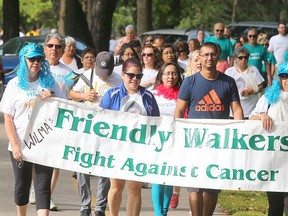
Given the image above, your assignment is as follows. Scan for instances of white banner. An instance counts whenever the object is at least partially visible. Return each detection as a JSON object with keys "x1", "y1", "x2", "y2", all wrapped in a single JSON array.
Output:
[{"x1": 22, "y1": 98, "x2": 288, "y2": 192}]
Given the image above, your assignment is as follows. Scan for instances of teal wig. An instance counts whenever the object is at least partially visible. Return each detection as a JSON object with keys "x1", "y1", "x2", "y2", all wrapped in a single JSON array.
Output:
[
  {"x1": 17, "y1": 43, "x2": 55, "y2": 90},
  {"x1": 264, "y1": 79, "x2": 281, "y2": 105}
]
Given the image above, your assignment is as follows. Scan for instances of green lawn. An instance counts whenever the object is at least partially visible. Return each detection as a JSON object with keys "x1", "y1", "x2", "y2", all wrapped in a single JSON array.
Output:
[{"x1": 218, "y1": 190, "x2": 268, "y2": 216}]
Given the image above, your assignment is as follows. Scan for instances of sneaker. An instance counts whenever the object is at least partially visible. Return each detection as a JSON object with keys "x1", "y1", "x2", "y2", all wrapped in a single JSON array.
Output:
[
  {"x1": 80, "y1": 209, "x2": 91, "y2": 216},
  {"x1": 95, "y1": 211, "x2": 105, "y2": 216},
  {"x1": 170, "y1": 193, "x2": 179, "y2": 209},
  {"x1": 50, "y1": 198, "x2": 58, "y2": 211},
  {"x1": 29, "y1": 185, "x2": 36, "y2": 204}
]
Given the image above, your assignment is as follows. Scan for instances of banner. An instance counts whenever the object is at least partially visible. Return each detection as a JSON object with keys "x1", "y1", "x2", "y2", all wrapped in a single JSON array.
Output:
[{"x1": 22, "y1": 98, "x2": 288, "y2": 192}]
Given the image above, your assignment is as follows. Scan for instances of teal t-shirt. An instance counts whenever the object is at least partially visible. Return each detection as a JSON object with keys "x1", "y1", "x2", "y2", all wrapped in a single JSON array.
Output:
[
  {"x1": 204, "y1": 36, "x2": 233, "y2": 61},
  {"x1": 261, "y1": 52, "x2": 277, "y2": 73},
  {"x1": 244, "y1": 43, "x2": 267, "y2": 73}
]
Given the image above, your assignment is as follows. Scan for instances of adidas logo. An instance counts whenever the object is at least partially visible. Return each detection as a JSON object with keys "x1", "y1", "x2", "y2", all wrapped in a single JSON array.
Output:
[{"x1": 195, "y1": 90, "x2": 224, "y2": 112}]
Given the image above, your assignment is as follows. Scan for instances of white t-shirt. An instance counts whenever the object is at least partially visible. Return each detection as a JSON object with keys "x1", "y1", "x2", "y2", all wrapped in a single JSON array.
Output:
[
  {"x1": 113, "y1": 64, "x2": 122, "y2": 75},
  {"x1": 50, "y1": 62, "x2": 72, "y2": 96},
  {"x1": 225, "y1": 65, "x2": 264, "y2": 117},
  {"x1": 152, "y1": 90, "x2": 177, "y2": 116},
  {"x1": 141, "y1": 68, "x2": 158, "y2": 91},
  {"x1": 60, "y1": 57, "x2": 79, "y2": 71},
  {"x1": 0, "y1": 77, "x2": 66, "y2": 151},
  {"x1": 119, "y1": 91, "x2": 147, "y2": 115},
  {"x1": 178, "y1": 59, "x2": 189, "y2": 70},
  {"x1": 72, "y1": 69, "x2": 123, "y2": 106},
  {"x1": 268, "y1": 34, "x2": 288, "y2": 65}
]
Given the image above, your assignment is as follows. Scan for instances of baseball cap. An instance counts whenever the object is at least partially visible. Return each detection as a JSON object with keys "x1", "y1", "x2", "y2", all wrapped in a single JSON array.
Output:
[
  {"x1": 19, "y1": 43, "x2": 45, "y2": 59},
  {"x1": 277, "y1": 61, "x2": 288, "y2": 76},
  {"x1": 95, "y1": 51, "x2": 114, "y2": 77}
]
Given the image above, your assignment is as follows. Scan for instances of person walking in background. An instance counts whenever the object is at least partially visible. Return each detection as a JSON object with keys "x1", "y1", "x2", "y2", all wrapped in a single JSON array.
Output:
[
  {"x1": 114, "y1": 24, "x2": 140, "y2": 56},
  {"x1": 100, "y1": 58, "x2": 160, "y2": 216},
  {"x1": 60, "y1": 36, "x2": 83, "y2": 71},
  {"x1": 214, "y1": 43, "x2": 230, "y2": 73},
  {"x1": 188, "y1": 39, "x2": 201, "y2": 57},
  {"x1": 225, "y1": 47, "x2": 264, "y2": 119},
  {"x1": 195, "y1": 28, "x2": 206, "y2": 45},
  {"x1": 175, "y1": 42, "x2": 243, "y2": 216},
  {"x1": 114, "y1": 42, "x2": 140, "y2": 75},
  {"x1": 176, "y1": 41, "x2": 190, "y2": 70},
  {"x1": 0, "y1": 43, "x2": 66, "y2": 216},
  {"x1": 249, "y1": 61, "x2": 288, "y2": 216},
  {"x1": 244, "y1": 28, "x2": 271, "y2": 87},
  {"x1": 154, "y1": 35, "x2": 166, "y2": 51},
  {"x1": 268, "y1": 21, "x2": 288, "y2": 68},
  {"x1": 142, "y1": 35, "x2": 154, "y2": 46},
  {"x1": 205, "y1": 23, "x2": 234, "y2": 65},
  {"x1": 184, "y1": 50, "x2": 201, "y2": 78},
  {"x1": 71, "y1": 51, "x2": 122, "y2": 216},
  {"x1": 140, "y1": 45, "x2": 162, "y2": 90},
  {"x1": 151, "y1": 62, "x2": 183, "y2": 216},
  {"x1": 77, "y1": 48, "x2": 97, "y2": 74}
]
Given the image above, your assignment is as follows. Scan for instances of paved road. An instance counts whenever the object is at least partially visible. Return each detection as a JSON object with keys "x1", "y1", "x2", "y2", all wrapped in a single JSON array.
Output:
[{"x1": 0, "y1": 113, "x2": 230, "y2": 216}]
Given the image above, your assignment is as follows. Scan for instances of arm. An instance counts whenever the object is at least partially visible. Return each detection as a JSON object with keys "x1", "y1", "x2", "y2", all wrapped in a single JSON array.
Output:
[
  {"x1": 4, "y1": 114, "x2": 22, "y2": 161},
  {"x1": 229, "y1": 56, "x2": 234, "y2": 67},
  {"x1": 70, "y1": 89, "x2": 97, "y2": 102},
  {"x1": 174, "y1": 98, "x2": 189, "y2": 118},
  {"x1": 265, "y1": 61, "x2": 272, "y2": 86},
  {"x1": 230, "y1": 101, "x2": 244, "y2": 120},
  {"x1": 249, "y1": 112, "x2": 273, "y2": 131}
]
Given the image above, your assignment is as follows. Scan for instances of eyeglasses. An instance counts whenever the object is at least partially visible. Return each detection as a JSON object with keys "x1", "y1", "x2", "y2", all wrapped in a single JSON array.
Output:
[
  {"x1": 163, "y1": 71, "x2": 178, "y2": 76},
  {"x1": 162, "y1": 52, "x2": 174, "y2": 55},
  {"x1": 142, "y1": 53, "x2": 154, "y2": 57},
  {"x1": 46, "y1": 44, "x2": 62, "y2": 49},
  {"x1": 83, "y1": 56, "x2": 95, "y2": 60},
  {"x1": 123, "y1": 71, "x2": 143, "y2": 80},
  {"x1": 201, "y1": 53, "x2": 218, "y2": 59},
  {"x1": 146, "y1": 39, "x2": 154, "y2": 43},
  {"x1": 27, "y1": 56, "x2": 44, "y2": 63},
  {"x1": 237, "y1": 56, "x2": 249, "y2": 60},
  {"x1": 123, "y1": 53, "x2": 135, "y2": 57},
  {"x1": 279, "y1": 74, "x2": 288, "y2": 80},
  {"x1": 215, "y1": 29, "x2": 224, "y2": 33},
  {"x1": 248, "y1": 35, "x2": 257, "y2": 38}
]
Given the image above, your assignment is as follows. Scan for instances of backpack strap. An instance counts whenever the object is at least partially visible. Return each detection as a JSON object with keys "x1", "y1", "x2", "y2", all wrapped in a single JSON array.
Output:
[{"x1": 80, "y1": 68, "x2": 94, "y2": 90}]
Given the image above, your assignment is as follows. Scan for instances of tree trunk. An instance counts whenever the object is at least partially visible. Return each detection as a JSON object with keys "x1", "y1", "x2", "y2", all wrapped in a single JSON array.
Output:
[
  {"x1": 58, "y1": 0, "x2": 94, "y2": 48},
  {"x1": 2, "y1": 0, "x2": 19, "y2": 42},
  {"x1": 136, "y1": 0, "x2": 152, "y2": 35},
  {"x1": 87, "y1": 0, "x2": 118, "y2": 53},
  {"x1": 232, "y1": 0, "x2": 238, "y2": 23},
  {"x1": 271, "y1": 0, "x2": 280, "y2": 21}
]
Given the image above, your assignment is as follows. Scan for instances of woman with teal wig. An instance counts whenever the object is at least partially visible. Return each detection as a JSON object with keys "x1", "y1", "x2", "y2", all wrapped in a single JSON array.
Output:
[
  {"x1": 249, "y1": 61, "x2": 288, "y2": 216},
  {"x1": 0, "y1": 43, "x2": 66, "y2": 216}
]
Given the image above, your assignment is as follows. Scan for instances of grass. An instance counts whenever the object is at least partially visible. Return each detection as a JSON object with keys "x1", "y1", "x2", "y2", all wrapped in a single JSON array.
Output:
[{"x1": 217, "y1": 190, "x2": 268, "y2": 216}]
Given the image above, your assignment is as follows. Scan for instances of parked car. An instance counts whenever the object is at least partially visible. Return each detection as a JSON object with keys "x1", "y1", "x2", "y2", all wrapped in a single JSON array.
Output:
[
  {"x1": 139, "y1": 29, "x2": 211, "y2": 44},
  {"x1": 228, "y1": 21, "x2": 279, "y2": 39},
  {"x1": 0, "y1": 36, "x2": 87, "y2": 96}
]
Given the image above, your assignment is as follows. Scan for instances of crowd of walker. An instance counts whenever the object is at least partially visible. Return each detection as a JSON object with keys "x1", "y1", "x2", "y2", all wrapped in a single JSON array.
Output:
[{"x1": 1, "y1": 21, "x2": 288, "y2": 216}]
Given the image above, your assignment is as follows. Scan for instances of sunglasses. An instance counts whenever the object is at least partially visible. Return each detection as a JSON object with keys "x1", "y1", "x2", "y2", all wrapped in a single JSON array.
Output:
[
  {"x1": 142, "y1": 53, "x2": 154, "y2": 57},
  {"x1": 215, "y1": 29, "x2": 224, "y2": 33},
  {"x1": 123, "y1": 71, "x2": 143, "y2": 80},
  {"x1": 146, "y1": 39, "x2": 154, "y2": 42},
  {"x1": 46, "y1": 44, "x2": 62, "y2": 49},
  {"x1": 248, "y1": 35, "x2": 257, "y2": 38},
  {"x1": 27, "y1": 56, "x2": 44, "y2": 63},
  {"x1": 237, "y1": 56, "x2": 249, "y2": 60}
]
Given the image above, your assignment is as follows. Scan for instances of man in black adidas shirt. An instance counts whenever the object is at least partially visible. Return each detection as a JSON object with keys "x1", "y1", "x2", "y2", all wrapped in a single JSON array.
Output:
[{"x1": 174, "y1": 42, "x2": 243, "y2": 216}]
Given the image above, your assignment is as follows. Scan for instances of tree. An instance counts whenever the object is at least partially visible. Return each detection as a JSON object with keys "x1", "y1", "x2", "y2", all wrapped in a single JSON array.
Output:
[
  {"x1": 2, "y1": 0, "x2": 19, "y2": 42},
  {"x1": 136, "y1": 0, "x2": 152, "y2": 35},
  {"x1": 86, "y1": 0, "x2": 118, "y2": 53},
  {"x1": 57, "y1": 0, "x2": 94, "y2": 48}
]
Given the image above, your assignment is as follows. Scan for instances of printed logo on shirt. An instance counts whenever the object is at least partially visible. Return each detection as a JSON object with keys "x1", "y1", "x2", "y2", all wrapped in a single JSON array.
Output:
[{"x1": 195, "y1": 90, "x2": 224, "y2": 112}]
